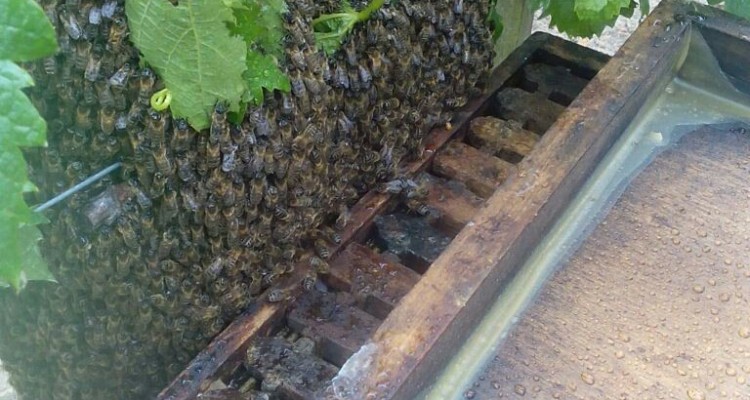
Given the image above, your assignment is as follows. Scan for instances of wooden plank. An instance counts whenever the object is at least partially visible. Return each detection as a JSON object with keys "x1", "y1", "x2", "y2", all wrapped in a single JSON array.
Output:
[
  {"x1": 325, "y1": 243, "x2": 420, "y2": 320},
  {"x1": 287, "y1": 291, "x2": 382, "y2": 367},
  {"x1": 354, "y1": 3, "x2": 694, "y2": 399},
  {"x1": 467, "y1": 116, "x2": 540, "y2": 157},
  {"x1": 420, "y1": 173, "x2": 484, "y2": 235},
  {"x1": 478, "y1": 125, "x2": 750, "y2": 399},
  {"x1": 157, "y1": 299, "x2": 286, "y2": 399},
  {"x1": 523, "y1": 62, "x2": 591, "y2": 104},
  {"x1": 539, "y1": 34, "x2": 611, "y2": 78},
  {"x1": 245, "y1": 336, "x2": 338, "y2": 399},
  {"x1": 432, "y1": 141, "x2": 515, "y2": 198},
  {"x1": 373, "y1": 214, "x2": 454, "y2": 274},
  {"x1": 494, "y1": 87, "x2": 567, "y2": 134},
  {"x1": 159, "y1": 31, "x2": 551, "y2": 400},
  {"x1": 698, "y1": 27, "x2": 750, "y2": 93}
]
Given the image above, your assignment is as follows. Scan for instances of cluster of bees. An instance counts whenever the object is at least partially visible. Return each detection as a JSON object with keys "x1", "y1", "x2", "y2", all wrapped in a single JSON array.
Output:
[{"x1": 0, "y1": 0, "x2": 493, "y2": 398}]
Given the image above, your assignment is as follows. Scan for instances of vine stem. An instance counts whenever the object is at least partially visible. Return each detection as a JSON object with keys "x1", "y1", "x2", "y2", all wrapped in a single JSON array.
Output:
[
  {"x1": 358, "y1": 0, "x2": 385, "y2": 21},
  {"x1": 33, "y1": 162, "x2": 122, "y2": 213}
]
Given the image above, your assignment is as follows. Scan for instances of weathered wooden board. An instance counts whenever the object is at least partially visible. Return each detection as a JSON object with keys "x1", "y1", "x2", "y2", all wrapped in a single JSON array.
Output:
[
  {"x1": 420, "y1": 173, "x2": 484, "y2": 235},
  {"x1": 287, "y1": 291, "x2": 382, "y2": 367},
  {"x1": 355, "y1": 2, "x2": 696, "y2": 398},
  {"x1": 494, "y1": 87, "x2": 567, "y2": 133},
  {"x1": 474, "y1": 125, "x2": 750, "y2": 399},
  {"x1": 467, "y1": 116, "x2": 540, "y2": 157},
  {"x1": 325, "y1": 243, "x2": 420, "y2": 320},
  {"x1": 433, "y1": 141, "x2": 515, "y2": 198}
]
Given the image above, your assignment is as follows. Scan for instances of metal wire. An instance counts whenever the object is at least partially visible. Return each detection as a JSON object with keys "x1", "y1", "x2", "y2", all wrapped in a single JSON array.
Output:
[{"x1": 32, "y1": 162, "x2": 122, "y2": 213}]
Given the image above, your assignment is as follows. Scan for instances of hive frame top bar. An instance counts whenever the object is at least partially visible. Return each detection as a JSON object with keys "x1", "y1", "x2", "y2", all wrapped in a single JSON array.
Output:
[{"x1": 353, "y1": 1, "x2": 750, "y2": 399}]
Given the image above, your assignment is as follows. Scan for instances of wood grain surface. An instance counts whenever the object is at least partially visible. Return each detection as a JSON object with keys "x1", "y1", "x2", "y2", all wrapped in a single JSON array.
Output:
[{"x1": 471, "y1": 125, "x2": 750, "y2": 399}]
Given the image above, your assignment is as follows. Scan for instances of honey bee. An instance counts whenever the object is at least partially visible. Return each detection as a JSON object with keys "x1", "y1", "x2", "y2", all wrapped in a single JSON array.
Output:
[
  {"x1": 221, "y1": 142, "x2": 237, "y2": 173},
  {"x1": 292, "y1": 127, "x2": 314, "y2": 155},
  {"x1": 229, "y1": 177, "x2": 246, "y2": 204},
  {"x1": 111, "y1": 84, "x2": 128, "y2": 110},
  {"x1": 245, "y1": 203, "x2": 260, "y2": 225},
  {"x1": 147, "y1": 170, "x2": 166, "y2": 198},
  {"x1": 108, "y1": 62, "x2": 131, "y2": 88},
  {"x1": 222, "y1": 283, "x2": 250, "y2": 309},
  {"x1": 116, "y1": 217, "x2": 139, "y2": 249},
  {"x1": 95, "y1": 106, "x2": 116, "y2": 136},
  {"x1": 301, "y1": 271, "x2": 317, "y2": 291},
  {"x1": 167, "y1": 118, "x2": 191, "y2": 154},
  {"x1": 266, "y1": 288, "x2": 288, "y2": 303},
  {"x1": 108, "y1": 16, "x2": 128, "y2": 51},
  {"x1": 175, "y1": 154, "x2": 196, "y2": 183},
  {"x1": 205, "y1": 199, "x2": 221, "y2": 237},
  {"x1": 257, "y1": 212, "x2": 273, "y2": 238},
  {"x1": 146, "y1": 109, "x2": 167, "y2": 146},
  {"x1": 73, "y1": 104, "x2": 93, "y2": 131},
  {"x1": 209, "y1": 276, "x2": 230, "y2": 296},
  {"x1": 92, "y1": 80, "x2": 115, "y2": 109},
  {"x1": 209, "y1": 103, "x2": 228, "y2": 144},
  {"x1": 288, "y1": 65, "x2": 307, "y2": 97},
  {"x1": 333, "y1": 64, "x2": 349, "y2": 89},
  {"x1": 152, "y1": 147, "x2": 172, "y2": 177},
  {"x1": 309, "y1": 255, "x2": 330, "y2": 274},
  {"x1": 445, "y1": 95, "x2": 468, "y2": 109},
  {"x1": 318, "y1": 226, "x2": 342, "y2": 244},
  {"x1": 206, "y1": 139, "x2": 221, "y2": 170},
  {"x1": 335, "y1": 204, "x2": 352, "y2": 231},
  {"x1": 82, "y1": 49, "x2": 103, "y2": 82},
  {"x1": 59, "y1": 8, "x2": 83, "y2": 40},
  {"x1": 135, "y1": 67, "x2": 156, "y2": 104},
  {"x1": 287, "y1": 45, "x2": 307, "y2": 70},
  {"x1": 406, "y1": 198, "x2": 431, "y2": 216},
  {"x1": 313, "y1": 239, "x2": 331, "y2": 259}
]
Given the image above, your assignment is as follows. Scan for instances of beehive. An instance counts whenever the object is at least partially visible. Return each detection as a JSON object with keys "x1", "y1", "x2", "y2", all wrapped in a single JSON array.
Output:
[{"x1": 0, "y1": 0, "x2": 494, "y2": 398}]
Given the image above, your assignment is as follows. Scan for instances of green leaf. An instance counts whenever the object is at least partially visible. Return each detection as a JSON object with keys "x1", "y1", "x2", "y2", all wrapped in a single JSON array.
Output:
[
  {"x1": 575, "y1": 0, "x2": 609, "y2": 15},
  {"x1": 488, "y1": 1, "x2": 504, "y2": 42},
  {"x1": 313, "y1": 0, "x2": 385, "y2": 55},
  {"x1": 620, "y1": 0, "x2": 637, "y2": 19},
  {"x1": 0, "y1": 61, "x2": 47, "y2": 148},
  {"x1": 726, "y1": 0, "x2": 750, "y2": 20},
  {"x1": 226, "y1": 0, "x2": 287, "y2": 58},
  {"x1": 0, "y1": 222, "x2": 26, "y2": 291},
  {"x1": 126, "y1": 0, "x2": 249, "y2": 131},
  {"x1": 639, "y1": 0, "x2": 651, "y2": 15},
  {"x1": 574, "y1": 0, "x2": 631, "y2": 22},
  {"x1": 0, "y1": 0, "x2": 56, "y2": 291},
  {"x1": 543, "y1": 0, "x2": 631, "y2": 37},
  {"x1": 18, "y1": 224, "x2": 55, "y2": 282},
  {"x1": 242, "y1": 52, "x2": 290, "y2": 105},
  {"x1": 0, "y1": 0, "x2": 57, "y2": 61}
]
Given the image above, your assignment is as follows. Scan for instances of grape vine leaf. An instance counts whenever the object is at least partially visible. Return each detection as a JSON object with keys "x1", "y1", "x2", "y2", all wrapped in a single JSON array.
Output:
[
  {"x1": 0, "y1": 0, "x2": 58, "y2": 292},
  {"x1": 0, "y1": 0, "x2": 57, "y2": 61},
  {"x1": 126, "y1": 0, "x2": 249, "y2": 131},
  {"x1": 542, "y1": 0, "x2": 632, "y2": 37},
  {"x1": 224, "y1": 0, "x2": 291, "y2": 108},
  {"x1": 242, "y1": 52, "x2": 290, "y2": 105},
  {"x1": 725, "y1": 0, "x2": 750, "y2": 20},
  {"x1": 639, "y1": 0, "x2": 650, "y2": 16},
  {"x1": 224, "y1": 0, "x2": 287, "y2": 59}
]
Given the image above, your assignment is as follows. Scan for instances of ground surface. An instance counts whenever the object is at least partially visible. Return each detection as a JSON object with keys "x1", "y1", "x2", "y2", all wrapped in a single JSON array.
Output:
[
  {"x1": 468, "y1": 125, "x2": 750, "y2": 398},
  {"x1": 0, "y1": 5, "x2": 670, "y2": 399}
]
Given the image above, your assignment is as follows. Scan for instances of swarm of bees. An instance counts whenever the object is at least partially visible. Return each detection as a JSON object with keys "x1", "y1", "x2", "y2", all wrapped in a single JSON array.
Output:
[{"x1": 0, "y1": 0, "x2": 493, "y2": 398}]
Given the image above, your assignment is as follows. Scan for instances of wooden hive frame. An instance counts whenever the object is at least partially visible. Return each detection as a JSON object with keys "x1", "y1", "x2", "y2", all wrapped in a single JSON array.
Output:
[{"x1": 159, "y1": 1, "x2": 750, "y2": 398}]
